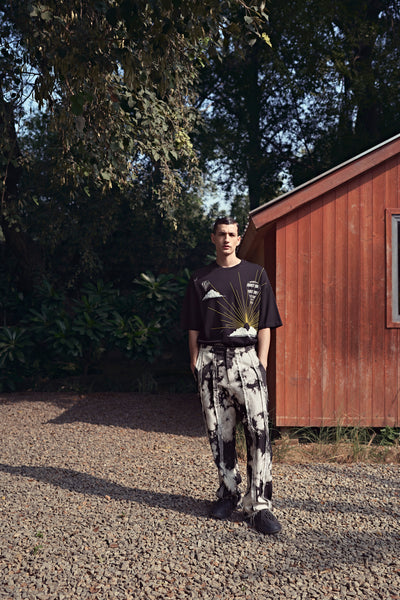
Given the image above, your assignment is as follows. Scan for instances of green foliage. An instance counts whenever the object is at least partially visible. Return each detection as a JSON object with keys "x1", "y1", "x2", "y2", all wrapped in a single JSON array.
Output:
[
  {"x1": 1, "y1": 0, "x2": 269, "y2": 220},
  {"x1": 114, "y1": 314, "x2": 161, "y2": 360},
  {"x1": 0, "y1": 0, "x2": 270, "y2": 297},
  {"x1": 71, "y1": 281, "x2": 121, "y2": 373},
  {"x1": 196, "y1": 0, "x2": 400, "y2": 209},
  {"x1": 0, "y1": 283, "x2": 28, "y2": 327},
  {"x1": 5, "y1": 110, "x2": 214, "y2": 290},
  {"x1": 0, "y1": 327, "x2": 33, "y2": 390},
  {"x1": 296, "y1": 425, "x2": 375, "y2": 446},
  {"x1": 129, "y1": 269, "x2": 190, "y2": 358},
  {"x1": 0, "y1": 272, "x2": 190, "y2": 390},
  {"x1": 24, "y1": 281, "x2": 79, "y2": 375},
  {"x1": 292, "y1": 425, "x2": 400, "y2": 456},
  {"x1": 378, "y1": 427, "x2": 400, "y2": 446},
  {"x1": 0, "y1": 326, "x2": 30, "y2": 365},
  {"x1": 134, "y1": 272, "x2": 180, "y2": 321}
]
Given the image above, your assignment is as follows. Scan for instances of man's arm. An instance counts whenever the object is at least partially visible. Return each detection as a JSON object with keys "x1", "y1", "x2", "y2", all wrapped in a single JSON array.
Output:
[
  {"x1": 188, "y1": 329, "x2": 200, "y2": 374},
  {"x1": 257, "y1": 327, "x2": 271, "y2": 369}
]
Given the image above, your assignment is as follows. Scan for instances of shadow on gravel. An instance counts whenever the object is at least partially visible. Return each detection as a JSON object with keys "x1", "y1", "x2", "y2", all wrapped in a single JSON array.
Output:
[
  {"x1": 311, "y1": 463, "x2": 400, "y2": 491},
  {"x1": 0, "y1": 392, "x2": 205, "y2": 437},
  {"x1": 277, "y1": 493, "x2": 400, "y2": 520},
  {"x1": 0, "y1": 463, "x2": 209, "y2": 518}
]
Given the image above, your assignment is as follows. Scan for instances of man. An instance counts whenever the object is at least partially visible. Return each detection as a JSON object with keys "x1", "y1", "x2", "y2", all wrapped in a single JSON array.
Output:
[{"x1": 181, "y1": 216, "x2": 283, "y2": 535}]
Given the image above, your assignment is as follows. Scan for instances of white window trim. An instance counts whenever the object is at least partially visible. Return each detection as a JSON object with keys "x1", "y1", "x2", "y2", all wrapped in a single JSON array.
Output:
[
  {"x1": 386, "y1": 208, "x2": 400, "y2": 328},
  {"x1": 392, "y1": 215, "x2": 400, "y2": 323}
]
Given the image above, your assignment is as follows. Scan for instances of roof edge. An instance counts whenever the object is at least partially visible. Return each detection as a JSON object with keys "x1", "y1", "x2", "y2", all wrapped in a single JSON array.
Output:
[{"x1": 250, "y1": 133, "x2": 400, "y2": 225}]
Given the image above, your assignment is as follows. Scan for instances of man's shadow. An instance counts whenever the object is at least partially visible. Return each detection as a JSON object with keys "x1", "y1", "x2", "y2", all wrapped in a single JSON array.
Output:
[{"x1": 0, "y1": 462, "x2": 210, "y2": 518}]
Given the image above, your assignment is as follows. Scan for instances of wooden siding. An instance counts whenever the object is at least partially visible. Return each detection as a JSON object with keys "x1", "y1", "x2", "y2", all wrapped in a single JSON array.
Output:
[{"x1": 274, "y1": 157, "x2": 400, "y2": 427}]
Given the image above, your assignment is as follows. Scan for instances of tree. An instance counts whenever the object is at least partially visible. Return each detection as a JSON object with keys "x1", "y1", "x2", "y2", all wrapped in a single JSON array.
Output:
[
  {"x1": 0, "y1": 1, "x2": 269, "y2": 289},
  {"x1": 195, "y1": 0, "x2": 400, "y2": 208},
  {"x1": 14, "y1": 112, "x2": 216, "y2": 290},
  {"x1": 0, "y1": 54, "x2": 45, "y2": 290},
  {"x1": 290, "y1": 0, "x2": 400, "y2": 185},
  {"x1": 3, "y1": 0, "x2": 269, "y2": 207}
]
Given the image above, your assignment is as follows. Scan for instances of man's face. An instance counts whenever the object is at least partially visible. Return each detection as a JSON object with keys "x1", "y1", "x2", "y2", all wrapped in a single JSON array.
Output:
[{"x1": 211, "y1": 223, "x2": 241, "y2": 258}]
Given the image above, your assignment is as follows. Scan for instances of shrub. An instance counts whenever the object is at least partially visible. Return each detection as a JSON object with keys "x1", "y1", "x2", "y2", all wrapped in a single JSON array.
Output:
[
  {"x1": 0, "y1": 271, "x2": 190, "y2": 390},
  {"x1": 0, "y1": 327, "x2": 34, "y2": 391}
]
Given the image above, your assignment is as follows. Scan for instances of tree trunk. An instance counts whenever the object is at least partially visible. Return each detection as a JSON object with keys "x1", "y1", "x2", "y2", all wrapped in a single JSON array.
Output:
[
  {"x1": 0, "y1": 93, "x2": 44, "y2": 292},
  {"x1": 244, "y1": 43, "x2": 264, "y2": 211},
  {"x1": 334, "y1": 0, "x2": 384, "y2": 152}
]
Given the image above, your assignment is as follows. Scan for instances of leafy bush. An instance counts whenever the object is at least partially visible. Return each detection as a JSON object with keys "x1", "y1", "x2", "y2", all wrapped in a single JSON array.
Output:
[
  {"x1": 70, "y1": 281, "x2": 121, "y2": 374},
  {"x1": 379, "y1": 426, "x2": 400, "y2": 446},
  {"x1": 132, "y1": 270, "x2": 189, "y2": 352},
  {"x1": 0, "y1": 327, "x2": 34, "y2": 391},
  {"x1": 25, "y1": 281, "x2": 77, "y2": 376},
  {"x1": 113, "y1": 314, "x2": 162, "y2": 361},
  {"x1": 0, "y1": 271, "x2": 190, "y2": 390}
]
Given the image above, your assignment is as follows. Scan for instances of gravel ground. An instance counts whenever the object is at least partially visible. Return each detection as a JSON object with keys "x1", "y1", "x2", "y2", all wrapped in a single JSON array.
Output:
[{"x1": 0, "y1": 392, "x2": 399, "y2": 600}]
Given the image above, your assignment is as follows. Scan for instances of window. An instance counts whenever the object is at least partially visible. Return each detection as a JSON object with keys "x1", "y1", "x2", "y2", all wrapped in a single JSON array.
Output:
[
  {"x1": 393, "y1": 216, "x2": 400, "y2": 321},
  {"x1": 386, "y1": 209, "x2": 400, "y2": 327}
]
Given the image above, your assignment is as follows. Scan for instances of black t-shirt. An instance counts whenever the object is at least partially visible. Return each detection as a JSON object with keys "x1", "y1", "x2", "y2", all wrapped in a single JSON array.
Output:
[{"x1": 181, "y1": 260, "x2": 282, "y2": 346}]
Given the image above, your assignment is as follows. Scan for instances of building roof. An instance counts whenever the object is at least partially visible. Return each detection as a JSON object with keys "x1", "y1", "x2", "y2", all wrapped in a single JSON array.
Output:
[{"x1": 239, "y1": 133, "x2": 400, "y2": 257}]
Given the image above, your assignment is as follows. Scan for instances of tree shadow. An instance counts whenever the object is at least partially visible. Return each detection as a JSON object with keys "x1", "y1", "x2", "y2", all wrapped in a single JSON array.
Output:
[
  {"x1": 277, "y1": 492, "x2": 399, "y2": 521},
  {"x1": 0, "y1": 462, "x2": 209, "y2": 518},
  {"x1": 312, "y1": 463, "x2": 400, "y2": 491},
  {"x1": 273, "y1": 464, "x2": 400, "y2": 519},
  {"x1": 1, "y1": 392, "x2": 205, "y2": 437}
]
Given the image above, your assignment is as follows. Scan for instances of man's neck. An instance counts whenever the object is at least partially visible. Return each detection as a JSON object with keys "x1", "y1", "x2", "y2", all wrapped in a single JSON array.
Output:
[{"x1": 216, "y1": 255, "x2": 241, "y2": 268}]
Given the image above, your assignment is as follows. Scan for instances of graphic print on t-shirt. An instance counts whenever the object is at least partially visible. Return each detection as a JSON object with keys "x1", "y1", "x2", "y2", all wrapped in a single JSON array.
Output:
[
  {"x1": 180, "y1": 259, "x2": 282, "y2": 345},
  {"x1": 201, "y1": 280, "x2": 224, "y2": 300},
  {"x1": 202, "y1": 271, "x2": 264, "y2": 339},
  {"x1": 247, "y1": 280, "x2": 260, "y2": 304}
]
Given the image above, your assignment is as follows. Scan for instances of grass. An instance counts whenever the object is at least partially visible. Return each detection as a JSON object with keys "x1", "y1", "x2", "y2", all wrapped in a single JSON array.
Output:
[{"x1": 236, "y1": 424, "x2": 400, "y2": 464}]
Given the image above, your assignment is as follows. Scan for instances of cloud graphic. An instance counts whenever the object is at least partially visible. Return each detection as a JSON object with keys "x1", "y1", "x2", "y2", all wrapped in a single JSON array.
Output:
[
  {"x1": 229, "y1": 326, "x2": 257, "y2": 338},
  {"x1": 203, "y1": 290, "x2": 224, "y2": 300}
]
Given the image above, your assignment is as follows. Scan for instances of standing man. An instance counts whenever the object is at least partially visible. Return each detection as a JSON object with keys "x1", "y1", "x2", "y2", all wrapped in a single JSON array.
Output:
[{"x1": 181, "y1": 216, "x2": 283, "y2": 535}]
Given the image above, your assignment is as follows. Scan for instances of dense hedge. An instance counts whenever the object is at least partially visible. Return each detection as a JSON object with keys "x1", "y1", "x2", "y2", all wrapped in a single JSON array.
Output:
[{"x1": 0, "y1": 272, "x2": 190, "y2": 392}]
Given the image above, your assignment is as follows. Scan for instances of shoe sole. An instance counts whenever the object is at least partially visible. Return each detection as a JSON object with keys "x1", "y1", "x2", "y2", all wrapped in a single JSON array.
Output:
[{"x1": 255, "y1": 524, "x2": 282, "y2": 535}]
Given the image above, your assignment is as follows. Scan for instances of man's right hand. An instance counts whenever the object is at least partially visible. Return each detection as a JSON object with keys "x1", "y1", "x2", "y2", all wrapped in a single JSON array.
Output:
[
  {"x1": 188, "y1": 330, "x2": 200, "y2": 375},
  {"x1": 190, "y1": 360, "x2": 198, "y2": 375}
]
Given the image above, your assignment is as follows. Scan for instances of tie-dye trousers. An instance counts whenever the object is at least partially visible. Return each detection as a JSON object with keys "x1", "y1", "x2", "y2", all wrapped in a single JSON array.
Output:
[{"x1": 195, "y1": 344, "x2": 273, "y2": 515}]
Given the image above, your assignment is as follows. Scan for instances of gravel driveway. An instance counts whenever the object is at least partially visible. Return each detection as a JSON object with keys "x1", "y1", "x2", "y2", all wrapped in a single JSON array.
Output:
[{"x1": 1, "y1": 392, "x2": 399, "y2": 600}]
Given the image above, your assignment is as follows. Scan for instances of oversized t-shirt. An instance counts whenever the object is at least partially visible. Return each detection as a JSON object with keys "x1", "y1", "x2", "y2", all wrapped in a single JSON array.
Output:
[{"x1": 181, "y1": 260, "x2": 282, "y2": 346}]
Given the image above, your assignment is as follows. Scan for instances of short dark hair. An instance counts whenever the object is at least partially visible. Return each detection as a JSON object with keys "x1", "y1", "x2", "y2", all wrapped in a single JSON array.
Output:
[{"x1": 212, "y1": 216, "x2": 239, "y2": 234}]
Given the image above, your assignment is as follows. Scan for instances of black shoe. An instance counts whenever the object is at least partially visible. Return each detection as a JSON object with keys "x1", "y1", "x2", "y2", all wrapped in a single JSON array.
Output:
[
  {"x1": 250, "y1": 509, "x2": 282, "y2": 535},
  {"x1": 210, "y1": 497, "x2": 237, "y2": 520}
]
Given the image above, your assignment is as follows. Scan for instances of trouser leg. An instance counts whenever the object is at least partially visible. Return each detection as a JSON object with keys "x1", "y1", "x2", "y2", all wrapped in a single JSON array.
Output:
[
  {"x1": 196, "y1": 345, "x2": 273, "y2": 513},
  {"x1": 234, "y1": 346, "x2": 273, "y2": 514},
  {"x1": 196, "y1": 346, "x2": 241, "y2": 502}
]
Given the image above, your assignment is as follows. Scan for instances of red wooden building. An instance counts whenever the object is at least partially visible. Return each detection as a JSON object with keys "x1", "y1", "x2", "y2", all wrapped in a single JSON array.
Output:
[{"x1": 239, "y1": 134, "x2": 400, "y2": 427}]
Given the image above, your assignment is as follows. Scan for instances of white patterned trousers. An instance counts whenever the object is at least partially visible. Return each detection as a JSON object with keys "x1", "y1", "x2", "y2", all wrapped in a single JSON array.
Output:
[{"x1": 195, "y1": 344, "x2": 273, "y2": 515}]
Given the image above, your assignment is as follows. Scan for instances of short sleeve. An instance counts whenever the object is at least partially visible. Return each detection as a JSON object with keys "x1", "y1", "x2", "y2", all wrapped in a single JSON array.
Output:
[{"x1": 258, "y1": 269, "x2": 282, "y2": 330}]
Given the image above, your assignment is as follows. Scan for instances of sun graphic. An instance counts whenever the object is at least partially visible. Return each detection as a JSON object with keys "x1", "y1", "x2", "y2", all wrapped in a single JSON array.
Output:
[{"x1": 209, "y1": 271, "x2": 265, "y2": 333}]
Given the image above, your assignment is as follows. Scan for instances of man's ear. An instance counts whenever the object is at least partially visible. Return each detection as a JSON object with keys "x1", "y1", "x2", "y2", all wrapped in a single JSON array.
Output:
[{"x1": 211, "y1": 233, "x2": 216, "y2": 245}]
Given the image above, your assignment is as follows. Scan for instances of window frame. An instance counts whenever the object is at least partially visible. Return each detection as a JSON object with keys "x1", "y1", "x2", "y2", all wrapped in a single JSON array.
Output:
[{"x1": 386, "y1": 208, "x2": 400, "y2": 328}]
